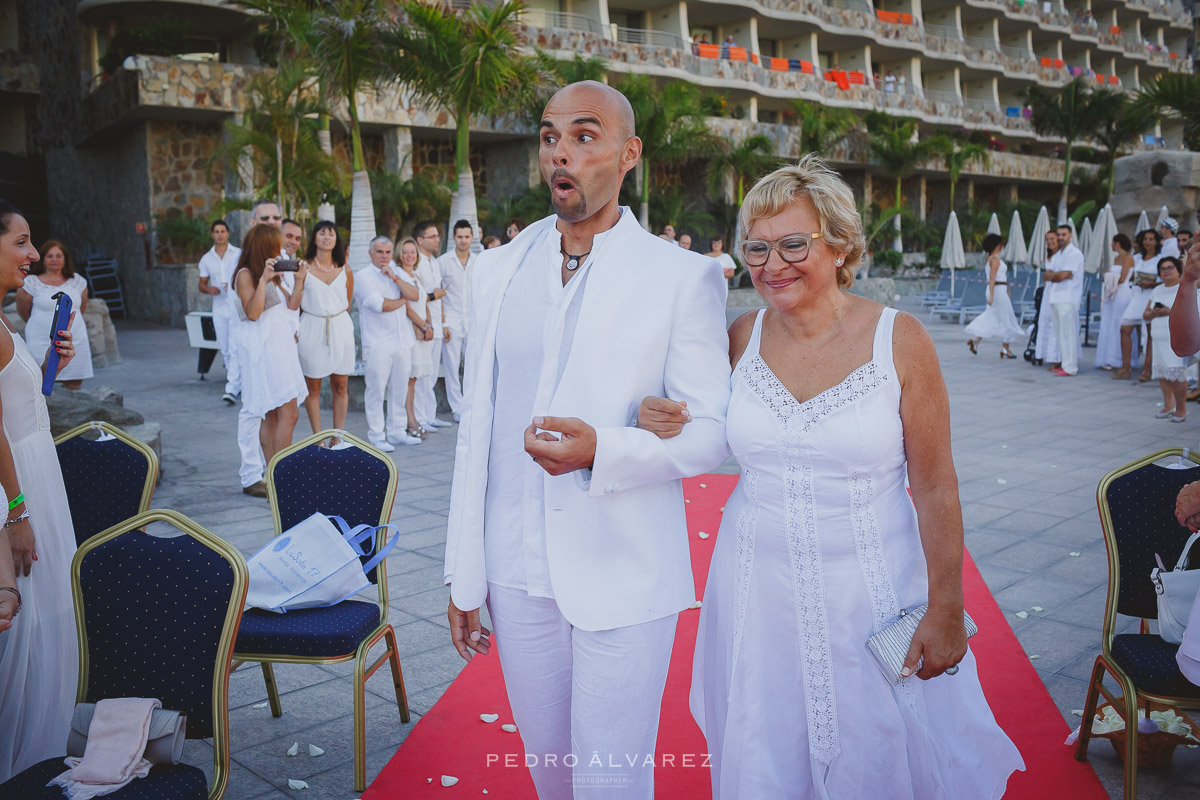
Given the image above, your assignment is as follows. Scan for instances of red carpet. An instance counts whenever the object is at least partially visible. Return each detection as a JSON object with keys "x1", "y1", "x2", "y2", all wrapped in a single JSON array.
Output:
[{"x1": 368, "y1": 475, "x2": 1107, "y2": 799}]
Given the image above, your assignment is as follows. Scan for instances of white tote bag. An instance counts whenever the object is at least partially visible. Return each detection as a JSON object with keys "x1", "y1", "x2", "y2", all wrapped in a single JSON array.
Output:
[
  {"x1": 245, "y1": 513, "x2": 398, "y2": 613},
  {"x1": 1152, "y1": 530, "x2": 1200, "y2": 645}
]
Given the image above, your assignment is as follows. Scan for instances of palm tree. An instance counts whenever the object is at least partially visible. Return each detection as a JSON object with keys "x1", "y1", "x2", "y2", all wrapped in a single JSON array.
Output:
[
  {"x1": 207, "y1": 62, "x2": 345, "y2": 219},
  {"x1": 617, "y1": 74, "x2": 724, "y2": 228},
  {"x1": 864, "y1": 111, "x2": 937, "y2": 250},
  {"x1": 370, "y1": 163, "x2": 454, "y2": 238},
  {"x1": 1092, "y1": 91, "x2": 1155, "y2": 194},
  {"x1": 929, "y1": 134, "x2": 989, "y2": 211},
  {"x1": 385, "y1": 0, "x2": 539, "y2": 248},
  {"x1": 1022, "y1": 78, "x2": 1106, "y2": 223},
  {"x1": 790, "y1": 101, "x2": 859, "y2": 156},
  {"x1": 233, "y1": 0, "x2": 392, "y2": 269},
  {"x1": 649, "y1": 187, "x2": 716, "y2": 238},
  {"x1": 479, "y1": 183, "x2": 553, "y2": 234},
  {"x1": 1130, "y1": 73, "x2": 1200, "y2": 152},
  {"x1": 706, "y1": 134, "x2": 779, "y2": 208}
]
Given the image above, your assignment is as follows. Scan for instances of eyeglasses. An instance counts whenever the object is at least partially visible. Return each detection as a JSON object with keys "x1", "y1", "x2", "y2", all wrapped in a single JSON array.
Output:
[{"x1": 738, "y1": 232, "x2": 823, "y2": 267}]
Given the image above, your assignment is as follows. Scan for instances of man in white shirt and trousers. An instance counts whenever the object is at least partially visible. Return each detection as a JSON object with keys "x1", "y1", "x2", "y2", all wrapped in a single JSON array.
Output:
[
  {"x1": 436, "y1": 219, "x2": 476, "y2": 423},
  {"x1": 444, "y1": 81, "x2": 732, "y2": 798},
  {"x1": 1043, "y1": 223, "x2": 1086, "y2": 376},
  {"x1": 355, "y1": 236, "x2": 422, "y2": 451},
  {"x1": 414, "y1": 220, "x2": 451, "y2": 430},
  {"x1": 197, "y1": 218, "x2": 241, "y2": 405}
]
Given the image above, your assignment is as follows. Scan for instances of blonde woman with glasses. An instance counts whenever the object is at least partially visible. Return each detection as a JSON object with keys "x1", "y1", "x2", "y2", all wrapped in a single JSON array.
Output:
[{"x1": 636, "y1": 156, "x2": 1023, "y2": 798}]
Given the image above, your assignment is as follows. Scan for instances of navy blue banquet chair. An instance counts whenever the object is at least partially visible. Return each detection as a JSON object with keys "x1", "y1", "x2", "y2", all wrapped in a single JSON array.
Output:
[
  {"x1": 1075, "y1": 448, "x2": 1200, "y2": 800},
  {"x1": 55, "y1": 421, "x2": 158, "y2": 547},
  {"x1": 0, "y1": 510, "x2": 247, "y2": 800},
  {"x1": 232, "y1": 429, "x2": 409, "y2": 793}
]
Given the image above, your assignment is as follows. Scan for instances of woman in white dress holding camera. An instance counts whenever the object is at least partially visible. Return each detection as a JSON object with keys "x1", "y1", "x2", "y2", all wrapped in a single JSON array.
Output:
[
  {"x1": 638, "y1": 158, "x2": 1023, "y2": 799},
  {"x1": 234, "y1": 224, "x2": 307, "y2": 466}
]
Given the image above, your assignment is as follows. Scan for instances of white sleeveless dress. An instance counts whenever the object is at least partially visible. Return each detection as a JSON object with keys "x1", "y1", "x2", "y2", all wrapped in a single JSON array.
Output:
[
  {"x1": 234, "y1": 272, "x2": 307, "y2": 419},
  {"x1": 690, "y1": 307, "x2": 1024, "y2": 799},
  {"x1": 0, "y1": 324, "x2": 78, "y2": 781},
  {"x1": 1094, "y1": 262, "x2": 1131, "y2": 369},
  {"x1": 964, "y1": 259, "x2": 1025, "y2": 343},
  {"x1": 23, "y1": 274, "x2": 93, "y2": 381},
  {"x1": 297, "y1": 268, "x2": 355, "y2": 379}
]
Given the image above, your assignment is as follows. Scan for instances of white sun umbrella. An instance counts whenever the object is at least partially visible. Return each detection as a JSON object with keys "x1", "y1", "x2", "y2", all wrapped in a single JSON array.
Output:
[
  {"x1": 1136, "y1": 209, "x2": 1150, "y2": 234},
  {"x1": 941, "y1": 211, "x2": 967, "y2": 294},
  {"x1": 1027, "y1": 206, "x2": 1050, "y2": 270},
  {"x1": 1067, "y1": 216, "x2": 1077, "y2": 241},
  {"x1": 1157, "y1": 205, "x2": 1171, "y2": 228},
  {"x1": 987, "y1": 213, "x2": 1002, "y2": 235},
  {"x1": 1002, "y1": 210, "x2": 1028, "y2": 266},
  {"x1": 1084, "y1": 205, "x2": 1117, "y2": 274},
  {"x1": 1080, "y1": 216, "x2": 1093, "y2": 256}
]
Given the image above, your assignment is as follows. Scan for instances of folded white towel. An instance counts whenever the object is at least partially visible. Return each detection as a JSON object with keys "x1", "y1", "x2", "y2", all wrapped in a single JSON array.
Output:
[{"x1": 49, "y1": 698, "x2": 160, "y2": 799}]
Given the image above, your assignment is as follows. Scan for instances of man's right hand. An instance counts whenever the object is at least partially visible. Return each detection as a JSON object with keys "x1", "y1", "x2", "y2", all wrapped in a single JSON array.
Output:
[
  {"x1": 1182, "y1": 239, "x2": 1200, "y2": 284},
  {"x1": 448, "y1": 597, "x2": 492, "y2": 662}
]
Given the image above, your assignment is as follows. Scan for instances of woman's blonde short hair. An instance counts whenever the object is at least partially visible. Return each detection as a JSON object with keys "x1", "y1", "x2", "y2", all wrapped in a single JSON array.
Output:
[{"x1": 738, "y1": 154, "x2": 866, "y2": 289}]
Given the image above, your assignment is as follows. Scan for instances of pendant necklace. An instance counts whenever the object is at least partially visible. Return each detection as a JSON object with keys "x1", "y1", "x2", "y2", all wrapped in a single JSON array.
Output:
[{"x1": 562, "y1": 245, "x2": 591, "y2": 271}]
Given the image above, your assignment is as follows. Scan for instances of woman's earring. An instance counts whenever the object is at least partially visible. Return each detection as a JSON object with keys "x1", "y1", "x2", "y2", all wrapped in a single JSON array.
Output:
[{"x1": 835, "y1": 258, "x2": 844, "y2": 266}]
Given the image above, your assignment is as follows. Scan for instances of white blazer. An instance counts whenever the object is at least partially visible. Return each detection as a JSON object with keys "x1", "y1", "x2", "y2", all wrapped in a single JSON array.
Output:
[{"x1": 444, "y1": 210, "x2": 732, "y2": 631}]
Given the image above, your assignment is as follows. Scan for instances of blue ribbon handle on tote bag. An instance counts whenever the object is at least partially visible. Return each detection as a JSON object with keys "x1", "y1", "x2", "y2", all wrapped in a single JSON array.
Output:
[{"x1": 328, "y1": 515, "x2": 402, "y2": 577}]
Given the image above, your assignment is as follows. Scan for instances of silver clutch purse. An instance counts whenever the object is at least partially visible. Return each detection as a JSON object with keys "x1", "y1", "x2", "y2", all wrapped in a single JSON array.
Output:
[{"x1": 865, "y1": 604, "x2": 977, "y2": 684}]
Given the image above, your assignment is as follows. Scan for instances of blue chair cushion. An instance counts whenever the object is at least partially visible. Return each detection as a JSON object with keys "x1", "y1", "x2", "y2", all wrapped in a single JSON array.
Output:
[
  {"x1": 57, "y1": 435, "x2": 149, "y2": 546},
  {"x1": 236, "y1": 601, "x2": 381, "y2": 657},
  {"x1": 1110, "y1": 634, "x2": 1200, "y2": 700},
  {"x1": 0, "y1": 758, "x2": 206, "y2": 799}
]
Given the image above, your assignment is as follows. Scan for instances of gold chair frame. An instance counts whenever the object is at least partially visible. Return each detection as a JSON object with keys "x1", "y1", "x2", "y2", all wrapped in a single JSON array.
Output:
[
  {"x1": 54, "y1": 420, "x2": 159, "y2": 526},
  {"x1": 231, "y1": 429, "x2": 410, "y2": 793},
  {"x1": 72, "y1": 510, "x2": 248, "y2": 800},
  {"x1": 1075, "y1": 447, "x2": 1200, "y2": 800}
]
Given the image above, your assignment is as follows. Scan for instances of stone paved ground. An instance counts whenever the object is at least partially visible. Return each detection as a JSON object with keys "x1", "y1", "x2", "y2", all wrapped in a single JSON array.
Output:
[{"x1": 95, "y1": 293, "x2": 1200, "y2": 800}]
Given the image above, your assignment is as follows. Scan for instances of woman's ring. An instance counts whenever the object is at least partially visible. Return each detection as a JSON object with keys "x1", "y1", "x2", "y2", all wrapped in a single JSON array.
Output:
[{"x1": 945, "y1": 664, "x2": 960, "y2": 676}]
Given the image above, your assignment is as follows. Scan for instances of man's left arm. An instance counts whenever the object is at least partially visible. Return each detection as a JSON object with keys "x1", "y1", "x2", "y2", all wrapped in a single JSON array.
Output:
[{"x1": 587, "y1": 265, "x2": 732, "y2": 495}]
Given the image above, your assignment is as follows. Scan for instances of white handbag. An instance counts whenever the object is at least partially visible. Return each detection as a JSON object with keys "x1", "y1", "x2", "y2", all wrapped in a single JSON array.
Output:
[
  {"x1": 1151, "y1": 530, "x2": 1200, "y2": 645},
  {"x1": 245, "y1": 513, "x2": 398, "y2": 614}
]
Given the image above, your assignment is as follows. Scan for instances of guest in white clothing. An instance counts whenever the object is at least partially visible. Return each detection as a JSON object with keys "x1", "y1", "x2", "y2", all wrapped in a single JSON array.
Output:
[
  {"x1": 706, "y1": 235, "x2": 737, "y2": 280},
  {"x1": 297, "y1": 221, "x2": 355, "y2": 439},
  {"x1": 233, "y1": 223, "x2": 307, "y2": 486},
  {"x1": 236, "y1": 200, "x2": 286, "y2": 497},
  {"x1": 195, "y1": 220, "x2": 242, "y2": 403},
  {"x1": 413, "y1": 221, "x2": 450, "y2": 430},
  {"x1": 1043, "y1": 224, "x2": 1085, "y2": 376},
  {"x1": 16, "y1": 239, "x2": 94, "y2": 390},
  {"x1": 638, "y1": 157, "x2": 1023, "y2": 799},
  {"x1": 1033, "y1": 230, "x2": 1062, "y2": 366},
  {"x1": 1144, "y1": 256, "x2": 1187, "y2": 422},
  {"x1": 1160, "y1": 217, "x2": 1181, "y2": 259},
  {"x1": 1118, "y1": 229, "x2": 1164, "y2": 381},
  {"x1": 355, "y1": 236, "x2": 422, "y2": 451},
  {"x1": 965, "y1": 233, "x2": 1024, "y2": 358},
  {"x1": 436, "y1": 219, "x2": 476, "y2": 423},
  {"x1": 1096, "y1": 233, "x2": 1133, "y2": 371},
  {"x1": 398, "y1": 238, "x2": 435, "y2": 440},
  {"x1": 444, "y1": 81, "x2": 732, "y2": 798},
  {"x1": 0, "y1": 200, "x2": 80, "y2": 782}
]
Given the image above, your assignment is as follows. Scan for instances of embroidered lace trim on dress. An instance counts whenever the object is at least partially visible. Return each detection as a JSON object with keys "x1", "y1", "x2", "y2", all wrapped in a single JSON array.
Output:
[
  {"x1": 742, "y1": 355, "x2": 887, "y2": 434},
  {"x1": 729, "y1": 469, "x2": 759, "y2": 676},
  {"x1": 784, "y1": 455, "x2": 840, "y2": 763}
]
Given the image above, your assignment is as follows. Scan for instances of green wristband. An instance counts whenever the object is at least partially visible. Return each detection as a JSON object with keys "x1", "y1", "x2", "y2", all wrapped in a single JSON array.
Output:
[{"x1": 7, "y1": 493, "x2": 23, "y2": 511}]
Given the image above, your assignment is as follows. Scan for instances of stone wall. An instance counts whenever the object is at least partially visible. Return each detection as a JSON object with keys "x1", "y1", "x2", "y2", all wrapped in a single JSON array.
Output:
[
  {"x1": 484, "y1": 138, "x2": 540, "y2": 200},
  {"x1": 1111, "y1": 150, "x2": 1200, "y2": 235},
  {"x1": 147, "y1": 119, "x2": 225, "y2": 221}
]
